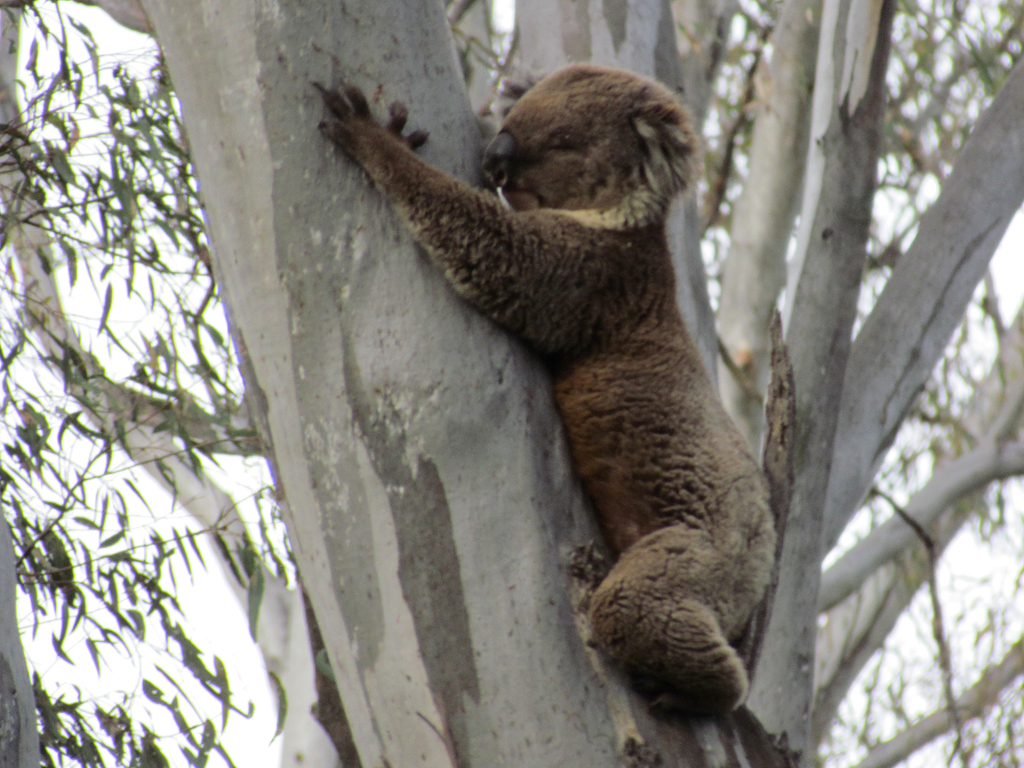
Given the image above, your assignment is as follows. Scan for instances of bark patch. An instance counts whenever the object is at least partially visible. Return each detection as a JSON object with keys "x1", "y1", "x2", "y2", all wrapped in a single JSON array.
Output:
[{"x1": 342, "y1": 336, "x2": 479, "y2": 767}]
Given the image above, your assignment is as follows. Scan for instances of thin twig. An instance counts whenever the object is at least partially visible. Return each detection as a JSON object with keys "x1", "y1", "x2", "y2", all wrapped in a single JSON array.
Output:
[
  {"x1": 870, "y1": 487, "x2": 968, "y2": 768},
  {"x1": 717, "y1": 335, "x2": 762, "y2": 405},
  {"x1": 446, "y1": 0, "x2": 478, "y2": 27},
  {"x1": 701, "y1": 25, "x2": 771, "y2": 234}
]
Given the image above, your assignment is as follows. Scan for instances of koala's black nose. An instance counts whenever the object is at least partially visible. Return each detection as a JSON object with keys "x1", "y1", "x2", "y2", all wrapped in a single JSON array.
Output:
[{"x1": 483, "y1": 131, "x2": 517, "y2": 188}]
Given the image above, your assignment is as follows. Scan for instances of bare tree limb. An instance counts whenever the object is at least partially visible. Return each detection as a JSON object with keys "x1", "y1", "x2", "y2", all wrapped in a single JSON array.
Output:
[
  {"x1": 811, "y1": 499, "x2": 975, "y2": 748},
  {"x1": 0, "y1": 519, "x2": 39, "y2": 768},
  {"x1": 872, "y1": 490, "x2": 967, "y2": 765},
  {"x1": 701, "y1": 35, "x2": 766, "y2": 233},
  {"x1": 821, "y1": 57, "x2": 1024, "y2": 551},
  {"x1": 849, "y1": 637, "x2": 1024, "y2": 768},
  {"x1": 0, "y1": 23, "x2": 335, "y2": 766},
  {"x1": 749, "y1": 0, "x2": 896, "y2": 753},
  {"x1": 819, "y1": 438, "x2": 1024, "y2": 613},
  {"x1": 811, "y1": 308, "x2": 1024, "y2": 748},
  {"x1": 716, "y1": 0, "x2": 821, "y2": 449},
  {"x1": 671, "y1": 0, "x2": 738, "y2": 126}
]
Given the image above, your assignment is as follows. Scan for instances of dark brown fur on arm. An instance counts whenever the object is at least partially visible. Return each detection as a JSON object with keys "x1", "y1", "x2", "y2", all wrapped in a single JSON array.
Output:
[{"x1": 317, "y1": 83, "x2": 624, "y2": 356}]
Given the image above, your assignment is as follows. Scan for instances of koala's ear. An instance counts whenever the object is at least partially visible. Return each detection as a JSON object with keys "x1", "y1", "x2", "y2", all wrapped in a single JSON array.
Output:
[
  {"x1": 632, "y1": 99, "x2": 698, "y2": 200},
  {"x1": 493, "y1": 70, "x2": 542, "y2": 118}
]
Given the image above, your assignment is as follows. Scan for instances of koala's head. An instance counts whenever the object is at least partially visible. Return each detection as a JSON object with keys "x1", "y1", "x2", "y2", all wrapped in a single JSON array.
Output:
[{"x1": 483, "y1": 65, "x2": 697, "y2": 229}]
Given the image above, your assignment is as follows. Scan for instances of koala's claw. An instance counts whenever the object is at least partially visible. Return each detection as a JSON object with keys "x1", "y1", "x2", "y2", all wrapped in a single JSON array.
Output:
[
  {"x1": 313, "y1": 82, "x2": 350, "y2": 119},
  {"x1": 388, "y1": 102, "x2": 429, "y2": 149},
  {"x1": 405, "y1": 129, "x2": 429, "y2": 150},
  {"x1": 343, "y1": 84, "x2": 370, "y2": 117},
  {"x1": 387, "y1": 102, "x2": 409, "y2": 134}
]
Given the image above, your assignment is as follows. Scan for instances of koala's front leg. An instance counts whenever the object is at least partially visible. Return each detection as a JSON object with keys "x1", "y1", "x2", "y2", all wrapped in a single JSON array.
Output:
[{"x1": 315, "y1": 82, "x2": 610, "y2": 357}]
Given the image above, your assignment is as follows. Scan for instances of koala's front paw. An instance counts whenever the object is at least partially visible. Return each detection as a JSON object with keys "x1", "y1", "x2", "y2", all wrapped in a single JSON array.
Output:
[{"x1": 314, "y1": 81, "x2": 429, "y2": 157}]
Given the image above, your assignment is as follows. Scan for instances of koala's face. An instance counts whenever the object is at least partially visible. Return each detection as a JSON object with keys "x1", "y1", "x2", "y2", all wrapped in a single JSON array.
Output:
[{"x1": 483, "y1": 65, "x2": 696, "y2": 227}]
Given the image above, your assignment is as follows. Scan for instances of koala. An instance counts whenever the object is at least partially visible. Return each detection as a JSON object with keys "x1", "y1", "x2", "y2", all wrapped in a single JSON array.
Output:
[{"x1": 316, "y1": 65, "x2": 775, "y2": 714}]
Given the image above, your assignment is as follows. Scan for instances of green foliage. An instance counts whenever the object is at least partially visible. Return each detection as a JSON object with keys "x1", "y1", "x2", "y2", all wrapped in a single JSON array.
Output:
[{"x1": 1, "y1": 4, "x2": 286, "y2": 766}]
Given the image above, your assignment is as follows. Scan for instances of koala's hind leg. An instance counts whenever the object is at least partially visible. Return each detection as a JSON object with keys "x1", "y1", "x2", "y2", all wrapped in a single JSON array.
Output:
[{"x1": 588, "y1": 525, "x2": 748, "y2": 714}]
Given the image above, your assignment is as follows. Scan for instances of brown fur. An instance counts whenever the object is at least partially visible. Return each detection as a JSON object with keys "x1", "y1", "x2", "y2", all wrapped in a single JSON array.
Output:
[{"x1": 317, "y1": 65, "x2": 774, "y2": 714}]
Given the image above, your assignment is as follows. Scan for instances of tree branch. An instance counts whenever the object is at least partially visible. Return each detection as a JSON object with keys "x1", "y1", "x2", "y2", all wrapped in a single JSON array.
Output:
[
  {"x1": 821, "y1": 56, "x2": 1024, "y2": 551},
  {"x1": 0, "y1": 11, "x2": 305, "y2": 719},
  {"x1": 872, "y1": 490, "x2": 967, "y2": 765},
  {"x1": 819, "y1": 438, "x2": 1024, "y2": 613},
  {"x1": 0, "y1": 518, "x2": 39, "y2": 768},
  {"x1": 749, "y1": 0, "x2": 896, "y2": 751},
  {"x1": 849, "y1": 637, "x2": 1024, "y2": 768},
  {"x1": 716, "y1": 0, "x2": 822, "y2": 450},
  {"x1": 811, "y1": 308, "x2": 1024, "y2": 747},
  {"x1": 811, "y1": 499, "x2": 974, "y2": 747}
]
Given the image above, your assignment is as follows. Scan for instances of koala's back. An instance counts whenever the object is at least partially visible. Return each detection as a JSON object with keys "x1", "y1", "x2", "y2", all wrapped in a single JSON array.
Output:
[
  {"x1": 547, "y1": 225, "x2": 773, "y2": 712},
  {"x1": 549, "y1": 228, "x2": 773, "y2": 640}
]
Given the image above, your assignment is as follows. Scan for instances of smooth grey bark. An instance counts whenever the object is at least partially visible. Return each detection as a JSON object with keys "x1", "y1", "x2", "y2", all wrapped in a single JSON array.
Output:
[
  {"x1": 670, "y1": 0, "x2": 736, "y2": 127},
  {"x1": 140, "y1": 3, "x2": 532, "y2": 763},
  {"x1": 0, "y1": 17, "x2": 47, "y2": 765},
  {"x1": 747, "y1": 0, "x2": 895, "y2": 758},
  {"x1": 820, "y1": 56, "x2": 1024, "y2": 551},
  {"x1": 0, "y1": 520, "x2": 39, "y2": 768},
  {"x1": 716, "y1": 0, "x2": 821, "y2": 450}
]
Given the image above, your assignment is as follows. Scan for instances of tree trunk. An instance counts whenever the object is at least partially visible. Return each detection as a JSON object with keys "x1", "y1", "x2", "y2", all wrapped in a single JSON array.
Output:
[
  {"x1": 139, "y1": 0, "x2": 793, "y2": 764},
  {"x1": 716, "y1": 0, "x2": 821, "y2": 449},
  {"x1": 0, "y1": 520, "x2": 39, "y2": 768}
]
